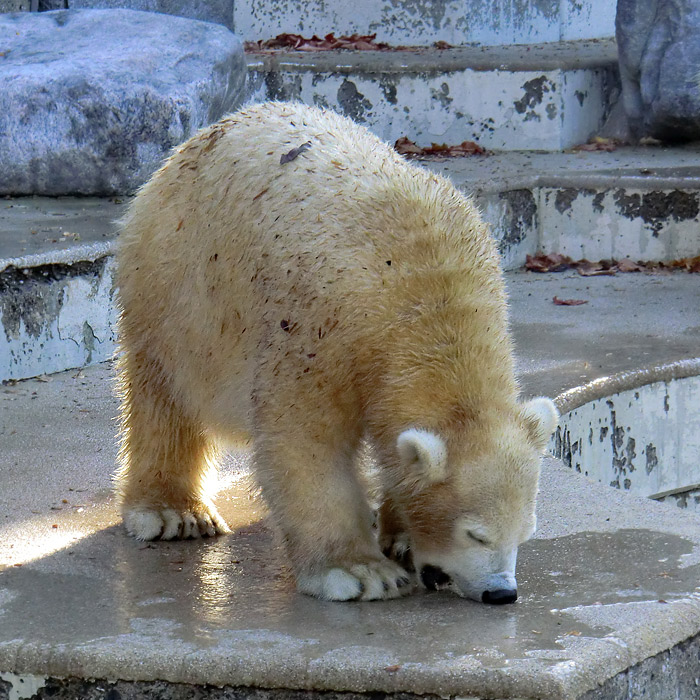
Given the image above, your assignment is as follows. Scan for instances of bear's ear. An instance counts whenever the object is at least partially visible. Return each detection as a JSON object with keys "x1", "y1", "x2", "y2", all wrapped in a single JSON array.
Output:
[
  {"x1": 520, "y1": 397, "x2": 559, "y2": 451},
  {"x1": 397, "y1": 429, "x2": 448, "y2": 485}
]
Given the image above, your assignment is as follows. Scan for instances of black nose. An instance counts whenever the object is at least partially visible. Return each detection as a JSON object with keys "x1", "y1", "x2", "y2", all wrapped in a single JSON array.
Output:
[
  {"x1": 482, "y1": 588, "x2": 518, "y2": 605},
  {"x1": 420, "y1": 565, "x2": 451, "y2": 590}
]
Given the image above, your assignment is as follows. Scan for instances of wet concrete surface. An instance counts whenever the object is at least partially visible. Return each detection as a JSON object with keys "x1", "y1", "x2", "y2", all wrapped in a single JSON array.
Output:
[{"x1": 1, "y1": 272, "x2": 699, "y2": 699}]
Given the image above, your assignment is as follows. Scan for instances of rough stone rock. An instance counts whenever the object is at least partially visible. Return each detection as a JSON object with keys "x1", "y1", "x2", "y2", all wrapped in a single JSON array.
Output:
[
  {"x1": 617, "y1": 0, "x2": 700, "y2": 142},
  {"x1": 0, "y1": 9, "x2": 246, "y2": 196},
  {"x1": 67, "y1": 0, "x2": 233, "y2": 29}
]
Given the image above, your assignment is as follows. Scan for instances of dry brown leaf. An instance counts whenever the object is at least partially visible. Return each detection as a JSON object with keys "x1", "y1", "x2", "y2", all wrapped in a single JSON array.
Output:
[
  {"x1": 553, "y1": 296, "x2": 588, "y2": 306},
  {"x1": 394, "y1": 137, "x2": 486, "y2": 158},
  {"x1": 572, "y1": 136, "x2": 620, "y2": 152},
  {"x1": 525, "y1": 253, "x2": 573, "y2": 272},
  {"x1": 575, "y1": 259, "x2": 615, "y2": 276},
  {"x1": 617, "y1": 258, "x2": 643, "y2": 272},
  {"x1": 384, "y1": 665, "x2": 402, "y2": 673},
  {"x1": 394, "y1": 136, "x2": 424, "y2": 155}
]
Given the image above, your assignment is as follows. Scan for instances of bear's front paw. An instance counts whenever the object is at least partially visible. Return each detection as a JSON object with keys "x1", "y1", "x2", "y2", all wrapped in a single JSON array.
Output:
[
  {"x1": 123, "y1": 503, "x2": 231, "y2": 541},
  {"x1": 297, "y1": 559, "x2": 413, "y2": 601}
]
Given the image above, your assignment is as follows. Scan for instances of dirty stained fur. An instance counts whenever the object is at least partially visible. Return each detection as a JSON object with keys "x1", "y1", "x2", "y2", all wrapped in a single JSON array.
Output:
[{"x1": 115, "y1": 101, "x2": 558, "y2": 602}]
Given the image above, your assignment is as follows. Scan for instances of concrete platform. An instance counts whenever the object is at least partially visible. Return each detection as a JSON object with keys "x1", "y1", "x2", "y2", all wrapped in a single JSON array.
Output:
[{"x1": 1, "y1": 271, "x2": 699, "y2": 700}]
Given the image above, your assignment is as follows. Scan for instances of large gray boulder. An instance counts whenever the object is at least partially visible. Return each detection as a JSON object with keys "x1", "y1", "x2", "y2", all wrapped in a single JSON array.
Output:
[
  {"x1": 617, "y1": 0, "x2": 700, "y2": 142},
  {"x1": 68, "y1": 0, "x2": 233, "y2": 29},
  {"x1": 0, "y1": 9, "x2": 246, "y2": 196}
]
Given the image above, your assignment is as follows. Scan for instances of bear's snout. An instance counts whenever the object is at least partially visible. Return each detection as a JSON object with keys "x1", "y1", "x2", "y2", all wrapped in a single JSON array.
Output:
[
  {"x1": 420, "y1": 564, "x2": 452, "y2": 590},
  {"x1": 481, "y1": 588, "x2": 518, "y2": 605}
]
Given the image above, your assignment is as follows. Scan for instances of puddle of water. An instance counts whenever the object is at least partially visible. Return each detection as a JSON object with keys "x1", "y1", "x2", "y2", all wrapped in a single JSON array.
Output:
[{"x1": 1, "y1": 514, "x2": 697, "y2": 677}]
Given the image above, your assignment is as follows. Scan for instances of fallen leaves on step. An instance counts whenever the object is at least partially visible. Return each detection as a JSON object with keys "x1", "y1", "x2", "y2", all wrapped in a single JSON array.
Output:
[
  {"x1": 245, "y1": 33, "x2": 453, "y2": 52},
  {"x1": 394, "y1": 136, "x2": 486, "y2": 158},
  {"x1": 526, "y1": 253, "x2": 700, "y2": 274},
  {"x1": 524, "y1": 252, "x2": 573, "y2": 272},
  {"x1": 553, "y1": 296, "x2": 588, "y2": 306},
  {"x1": 245, "y1": 32, "x2": 391, "y2": 51}
]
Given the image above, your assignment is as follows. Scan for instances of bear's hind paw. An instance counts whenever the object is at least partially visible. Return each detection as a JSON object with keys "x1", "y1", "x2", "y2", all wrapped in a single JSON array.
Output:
[
  {"x1": 297, "y1": 560, "x2": 413, "y2": 601},
  {"x1": 123, "y1": 504, "x2": 231, "y2": 541}
]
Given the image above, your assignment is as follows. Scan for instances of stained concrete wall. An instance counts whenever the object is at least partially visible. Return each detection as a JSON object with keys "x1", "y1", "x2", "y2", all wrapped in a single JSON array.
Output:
[
  {"x1": 552, "y1": 376, "x2": 700, "y2": 511},
  {"x1": 0, "y1": 257, "x2": 117, "y2": 381},
  {"x1": 234, "y1": 0, "x2": 616, "y2": 45},
  {"x1": 25, "y1": 0, "x2": 616, "y2": 43}
]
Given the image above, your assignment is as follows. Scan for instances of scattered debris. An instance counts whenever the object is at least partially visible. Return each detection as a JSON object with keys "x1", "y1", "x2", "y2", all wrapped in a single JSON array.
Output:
[
  {"x1": 571, "y1": 136, "x2": 621, "y2": 152},
  {"x1": 280, "y1": 141, "x2": 312, "y2": 165},
  {"x1": 245, "y1": 33, "x2": 454, "y2": 52},
  {"x1": 553, "y1": 296, "x2": 588, "y2": 306},
  {"x1": 525, "y1": 253, "x2": 700, "y2": 274},
  {"x1": 245, "y1": 32, "x2": 391, "y2": 52},
  {"x1": 394, "y1": 136, "x2": 486, "y2": 158},
  {"x1": 525, "y1": 252, "x2": 574, "y2": 273}
]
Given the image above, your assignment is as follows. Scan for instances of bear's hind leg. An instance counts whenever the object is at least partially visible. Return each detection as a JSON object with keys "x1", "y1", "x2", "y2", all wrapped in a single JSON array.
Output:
[
  {"x1": 254, "y1": 405, "x2": 412, "y2": 601},
  {"x1": 115, "y1": 356, "x2": 231, "y2": 541}
]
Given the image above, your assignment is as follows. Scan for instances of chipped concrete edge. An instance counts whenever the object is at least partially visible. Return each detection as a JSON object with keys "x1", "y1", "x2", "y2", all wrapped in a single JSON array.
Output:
[
  {"x1": 554, "y1": 358, "x2": 700, "y2": 415},
  {"x1": 0, "y1": 241, "x2": 116, "y2": 274},
  {"x1": 558, "y1": 600, "x2": 700, "y2": 698},
  {"x1": 0, "y1": 598, "x2": 699, "y2": 700},
  {"x1": 244, "y1": 38, "x2": 618, "y2": 75}
]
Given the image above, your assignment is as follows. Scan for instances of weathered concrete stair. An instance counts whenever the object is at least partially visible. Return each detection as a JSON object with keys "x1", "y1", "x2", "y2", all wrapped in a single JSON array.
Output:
[
  {"x1": 3, "y1": 147, "x2": 700, "y2": 382},
  {"x1": 246, "y1": 39, "x2": 620, "y2": 151}
]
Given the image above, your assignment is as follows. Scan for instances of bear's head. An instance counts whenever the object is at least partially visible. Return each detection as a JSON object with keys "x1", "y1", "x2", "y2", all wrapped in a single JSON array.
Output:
[{"x1": 392, "y1": 397, "x2": 558, "y2": 604}]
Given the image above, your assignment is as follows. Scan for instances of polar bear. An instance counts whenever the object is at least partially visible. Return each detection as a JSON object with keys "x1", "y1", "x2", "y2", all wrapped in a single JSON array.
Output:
[{"x1": 115, "y1": 102, "x2": 558, "y2": 603}]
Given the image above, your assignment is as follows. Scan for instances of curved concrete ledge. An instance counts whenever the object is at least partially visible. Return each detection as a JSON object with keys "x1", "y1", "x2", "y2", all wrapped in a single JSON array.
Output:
[
  {"x1": 0, "y1": 240, "x2": 115, "y2": 274},
  {"x1": 554, "y1": 358, "x2": 700, "y2": 415},
  {"x1": 553, "y1": 365, "x2": 700, "y2": 515}
]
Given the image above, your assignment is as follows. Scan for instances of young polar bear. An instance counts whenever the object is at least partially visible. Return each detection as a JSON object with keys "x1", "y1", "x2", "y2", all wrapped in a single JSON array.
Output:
[{"x1": 115, "y1": 102, "x2": 558, "y2": 603}]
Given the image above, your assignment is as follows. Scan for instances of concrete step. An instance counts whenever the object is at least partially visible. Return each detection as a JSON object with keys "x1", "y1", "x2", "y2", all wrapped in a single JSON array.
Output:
[
  {"x1": 245, "y1": 39, "x2": 619, "y2": 152},
  {"x1": 442, "y1": 146, "x2": 700, "y2": 268},
  {"x1": 234, "y1": 0, "x2": 615, "y2": 46},
  {"x1": 1, "y1": 272, "x2": 699, "y2": 700},
  {"x1": 0, "y1": 197, "x2": 126, "y2": 382},
  {"x1": 3, "y1": 146, "x2": 700, "y2": 382}
]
